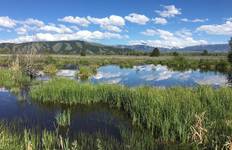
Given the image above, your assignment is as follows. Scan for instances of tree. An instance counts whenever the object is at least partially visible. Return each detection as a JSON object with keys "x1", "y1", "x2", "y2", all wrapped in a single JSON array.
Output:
[
  {"x1": 80, "y1": 50, "x2": 86, "y2": 56},
  {"x1": 228, "y1": 37, "x2": 232, "y2": 63},
  {"x1": 150, "y1": 48, "x2": 160, "y2": 57},
  {"x1": 173, "y1": 51, "x2": 179, "y2": 56},
  {"x1": 202, "y1": 50, "x2": 208, "y2": 56}
]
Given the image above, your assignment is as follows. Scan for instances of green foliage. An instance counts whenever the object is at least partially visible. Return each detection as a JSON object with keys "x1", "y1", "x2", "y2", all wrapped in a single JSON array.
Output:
[
  {"x1": 0, "y1": 69, "x2": 30, "y2": 90},
  {"x1": 228, "y1": 37, "x2": 232, "y2": 63},
  {"x1": 202, "y1": 50, "x2": 208, "y2": 56},
  {"x1": 55, "y1": 110, "x2": 71, "y2": 127},
  {"x1": 229, "y1": 37, "x2": 232, "y2": 51},
  {"x1": 30, "y1": 78, "x2": 232, "y2": 148},
  {"x1": 80, "y1": 50, "x2": 86, "y2": 56},
  {"x1": 77, "y1": 66, "x2": 97, "y2": 80},
  {"x1": 43, "y1": 64, "x2": 57, "y2": 75},
  {"x1": 150, "y1": 48, "x2": 160, "y2": 57},
  {"x1": 228, "y1": 51, "x2": 232, "y2": 63},
  {"x1": 172, "y1": 51, "x2": 179, "y2": 56}
]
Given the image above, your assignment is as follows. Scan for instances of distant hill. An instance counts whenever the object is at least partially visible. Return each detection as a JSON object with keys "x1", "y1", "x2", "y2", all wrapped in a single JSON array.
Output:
[
  {"x1": 117, "y1": 44, "x2": 230, "y2": 53},
  {"x1": 176, "y1": 44, "x2": 230, "y2": 52},
  {"x1": 0, "y1": 41, "x2": 229, "y2": 55},
  {"x1": 0, "y1": 40, "x2": 137, "y2": 55}
]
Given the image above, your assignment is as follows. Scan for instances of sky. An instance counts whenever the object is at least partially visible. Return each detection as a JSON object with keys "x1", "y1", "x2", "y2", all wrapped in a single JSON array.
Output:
[{"x1": 0, "y1": 0, "x2": 231, "y2": 48}]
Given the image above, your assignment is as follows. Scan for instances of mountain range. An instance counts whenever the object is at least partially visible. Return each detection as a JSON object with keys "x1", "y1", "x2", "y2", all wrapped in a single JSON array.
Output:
[
  {"x1": 0, "y1": 40, "x2": 229, "y2": 54},
  {"x1": 117, "y1": 44, "x2": 230, "y2": 53},
  {"x1": 0, "y1": 40, "x2": 136, "y2": 55}
]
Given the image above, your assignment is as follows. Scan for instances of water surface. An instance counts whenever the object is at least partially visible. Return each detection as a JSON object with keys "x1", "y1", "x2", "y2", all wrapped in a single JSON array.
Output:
[{"x1": 91, "y1": 65, "x2": 230, "y2": 87}]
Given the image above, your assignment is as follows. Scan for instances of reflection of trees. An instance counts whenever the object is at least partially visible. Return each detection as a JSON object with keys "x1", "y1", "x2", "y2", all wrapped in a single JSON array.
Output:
[{"x1": 227, "y1": 72, "x2": 232, "y2": 86}]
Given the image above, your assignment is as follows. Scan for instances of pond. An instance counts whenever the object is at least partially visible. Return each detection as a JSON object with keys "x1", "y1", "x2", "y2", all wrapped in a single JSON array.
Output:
[
  {"x1": 0, "y1": 89, "x2": 131, "y2": 140},
  {"x1": 90, "y1": 64, "x2": 231, "y2": 88}
]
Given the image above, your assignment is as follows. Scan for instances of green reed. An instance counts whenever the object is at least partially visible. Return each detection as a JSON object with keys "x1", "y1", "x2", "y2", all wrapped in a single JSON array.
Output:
[
  {"x1": 55, "y1": 110, "x2": 71, "y2": 127},
  {"x1": 0, "y1": 69, "x2": 30, "y2": 90},
  {"x1": 29, "y1": 78, "x2": 232, "y2": 148}
]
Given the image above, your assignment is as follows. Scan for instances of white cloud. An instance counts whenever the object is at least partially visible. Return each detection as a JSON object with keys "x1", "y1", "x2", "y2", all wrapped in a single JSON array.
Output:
[
  {"x1": 58, "y1": 16, "x2": 90, "y2": 27},
  {"x1": 135, "y1": 29, "x2": 208, "y2": 48},
  {"x1": 125, "y1": 13, "x2": 149, "y2": 25},
  {"x1": 153, "y1": 17, "x2": 167, "y2": 25},
  {"x1": 15, "y1": 27, "x2": 28, "y2": 35},
  {"x1": 87, "y1": 15, "x2": 125, "y2": 32},
  {"x1": 40, "y1": 24, "x2": 73, "y2": 33},
  {"x1": 181, "y1": 18, "x2": 208, "y2": 23},
  {"x1": 156, "y1": 5, "x2": 181, "y2": 18},
  {"x1": 196, "y1": 20, "x2": 232, "y2": 35},
  {"x1": 22, "y1": 18, "x2": 44, "y2": 27},
  {"x1": 0, "y1": 16, "x2": 16, "y2": 28},
  {"x1": 0, "y1": 30, "x2": 126, "y2": 43}
]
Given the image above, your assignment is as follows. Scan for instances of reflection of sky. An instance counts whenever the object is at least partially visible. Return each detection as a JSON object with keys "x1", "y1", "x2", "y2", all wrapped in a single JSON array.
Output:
[{"x1": 90, "y1": 65, "x2": 228, "y2": 87}]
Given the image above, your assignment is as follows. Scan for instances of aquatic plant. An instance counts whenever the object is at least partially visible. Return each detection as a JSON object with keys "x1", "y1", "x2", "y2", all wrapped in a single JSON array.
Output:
[
  {"x1": 77, "y1": 66, "x2": 97, "y2": 80},
  {"x1": 30, "y1": 78, "x2": 232, "y2": 148},
  {"x1": 43, "y1": 64, "x2": 57, "y2": 76},
  {"x1": 0, "y1": 69, "x2": 30, "y2": 90},
  {"x1": 55, "y1": 110, "x2": 71, "y2": 127},
  {"x1": 0, "y1": 121, "x2": 166, "y2": 150}
]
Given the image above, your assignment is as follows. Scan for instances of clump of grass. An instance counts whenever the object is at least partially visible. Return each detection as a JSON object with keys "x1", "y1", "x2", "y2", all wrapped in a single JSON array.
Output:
[
  {"x1": 30, "y1": 78, "x2": 232, "y2": 148},
  {"x1": 55, "y1": 110, "x2": 71, "y2": 127},
  {"x1": 189, "y1": 112, "x2": 207, "y2": 145},
  {"x1": 77, "y1": 66, "x2": 97, "y2": 80},
  {"x1": 0, "y1": 69, "x2": 30, "y2": 90},
  {"x1": 43, "y1": 64, "x2": 57, "y2": 76}
]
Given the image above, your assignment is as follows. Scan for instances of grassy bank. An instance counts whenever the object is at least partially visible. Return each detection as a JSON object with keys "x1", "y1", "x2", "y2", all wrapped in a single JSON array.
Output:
[
  {"x1": 30, "y1": 78, "x2": 232, "y2": 148},
  {"x1": 0, "y1": 55, "x2": 231, "y2": 73}
]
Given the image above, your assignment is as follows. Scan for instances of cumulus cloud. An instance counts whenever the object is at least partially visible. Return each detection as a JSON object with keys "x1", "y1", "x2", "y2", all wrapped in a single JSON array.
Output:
[
  {"x1": 153, "y1": 17, "x2": 167, "y2": 25},
  {"x1": 135, "y1": 28, "x2": 208, "y2": 48},
  {"x1": 0, "y1": 30, "x2": 126, "y2": 43},
  {"x1": 58, "y1": 16, "x2": 90, "y2": 27},
  {"x1": 87, "y1": 15, "x2": 125, "y2": 32},
  {"x1": 21, "y1": 18, "x2": 45, "y2": 27},
  {"x1": 15, "y1": 27, "x2": 28, "y2": 35},
  {"x1": 181, "y1": 18, "x2": 208, "y2": 23},
  {"x1": 40, "y1": 24, "x2": 73, "y2": 33},
  {"x1": 125, "y1": 13, "x2": 150, "y2": 25},
  {"x1": 196, "y1": 20, "x2": 232, "y2": 35},
  {"x1": 0, "y1": 16, "x2": 16, "y2": 28},
  {"x1": 156, "y1": 5, "x2": 181, "y2": 18}
]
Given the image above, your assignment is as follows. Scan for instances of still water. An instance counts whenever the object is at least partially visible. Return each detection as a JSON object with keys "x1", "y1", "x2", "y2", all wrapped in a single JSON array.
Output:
[
  {"x1": 0, "y1": 88, "x2": 131, "y2": 140},
  {"x1": 91, "y1": 64, "x2": 230, "y2": 87}
]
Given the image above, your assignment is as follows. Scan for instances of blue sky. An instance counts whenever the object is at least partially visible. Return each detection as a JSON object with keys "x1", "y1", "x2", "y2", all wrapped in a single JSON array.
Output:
[{"x1": 0, "y1": 0, "x2": 231, "y2": 48}]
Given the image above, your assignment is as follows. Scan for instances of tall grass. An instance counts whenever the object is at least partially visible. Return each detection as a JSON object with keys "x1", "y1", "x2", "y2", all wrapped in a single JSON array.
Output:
[
  {"x1": 55, "y1": 110, "x2": 71, "y2": 127},
  {"x1": 30, "y1": 78, "x2": 232, "y2": 148},
  {"x1": 0, "y1": 121, "x2": 172, "y2": 150},
  {"x1": 0, "y1": 69, "x2": 30, "y2": 90},
  {"x1": 77, "y1": 66, "x2": 97, "y2": 80}
]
